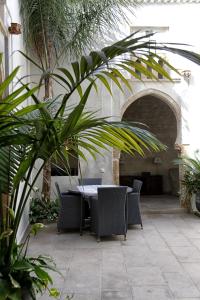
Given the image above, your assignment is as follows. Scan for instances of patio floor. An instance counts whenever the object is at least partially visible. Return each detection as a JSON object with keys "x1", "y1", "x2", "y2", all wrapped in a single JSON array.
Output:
[{"x1": 29, "y1": 197, "x2": 200, "y2": 300}]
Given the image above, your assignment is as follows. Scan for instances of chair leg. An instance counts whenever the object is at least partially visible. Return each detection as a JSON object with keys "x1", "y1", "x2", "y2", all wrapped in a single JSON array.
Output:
[
  {"x1": 80, "y1": 196, "x2": 84, "y2": 236},
  {"x1": 141, "y1": 223, "x2": 143, "y2": 230},
  {"x1": 124, "y1": 234, "x2": 127, "y2": 241},
  {"x1": 97, "y1": 235, "x2": 101, "y2": 242}
]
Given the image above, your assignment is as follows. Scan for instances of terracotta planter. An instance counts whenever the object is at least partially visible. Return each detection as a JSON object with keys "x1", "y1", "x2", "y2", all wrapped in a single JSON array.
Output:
[{"x1": 8, "y1": 23, "x2": 22, "y2": 35}]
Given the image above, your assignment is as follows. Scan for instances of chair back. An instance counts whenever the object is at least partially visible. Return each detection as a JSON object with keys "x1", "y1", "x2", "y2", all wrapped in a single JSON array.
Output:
[
  {"x1": 78, "y1": 178, "x2": 102, "y2": 185},
  {"x1": 55, "y1": 182, "x2": 62, "y2": 199},
  {"x1": 96, "y1": 186, "x2": 127, "y2": 235},
  {"x1": 133, "y1": 179, "x2": 143, "y2": 193}
]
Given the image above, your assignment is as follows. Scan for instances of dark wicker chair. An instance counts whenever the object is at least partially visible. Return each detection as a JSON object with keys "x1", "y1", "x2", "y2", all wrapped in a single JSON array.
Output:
[
  {"x1": 90, "y1": 186, "x2": 127, "y2": 242},
  {"x1": 132, "y1": 179, "x2": 143, "y2": 193},
  {"x1": 127, "y1": 179, "x2": 143, "y2": 228},
  {"x1": 78, "y1": 178, "x2": 102, "y2": 185},
  {"x1": 55, "y1": 182, "x2": 81, "y2": 231}
]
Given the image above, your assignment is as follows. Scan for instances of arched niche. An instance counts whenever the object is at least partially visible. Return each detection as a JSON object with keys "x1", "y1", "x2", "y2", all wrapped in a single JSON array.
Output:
[{"x1": 113, "y1": 89, "x2": 183, "y2": 203}]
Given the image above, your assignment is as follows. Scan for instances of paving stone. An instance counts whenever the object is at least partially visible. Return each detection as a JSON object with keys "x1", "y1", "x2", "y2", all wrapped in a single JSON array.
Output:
[
  {"x1": 101, "y1": 290, "x2": 133, "y2": 299},
  {"x1": 163, "y1": 272, "x2": 200, "y2": 298},
  {"x1": 159, "y1": 231, "x2": 191, "y2": 247},
  {"x1": 62, "y1": 293, "x2": 100, "y2": 300},
  {"x1": 170, "y1": 246, "x2": 200, "y2": 262},
  {"x1": 102, "y1": 272, "x2": 130, "y2": 291},
  {"x1": 182, "y1": 262, "x2": 200, "y2": 285},
  {"x1": 132, "y1": 286, "x2": 173, "y2": 300},
  {"x1": 63, "y1": 264, "x2": 101, "y2": 294},
  {"x1": 127, "y1": 266, "x2": 166, "y2": 286}
]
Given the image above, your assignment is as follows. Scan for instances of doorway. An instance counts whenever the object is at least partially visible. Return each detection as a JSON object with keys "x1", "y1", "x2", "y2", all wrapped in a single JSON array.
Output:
[{"x1": 119, "y1": 94, "x2": 180, "y2": 208}]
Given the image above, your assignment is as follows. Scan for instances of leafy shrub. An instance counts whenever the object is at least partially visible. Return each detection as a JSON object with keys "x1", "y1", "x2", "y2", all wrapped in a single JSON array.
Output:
[{"x1": 30, "y1": 198, "x2": 60, "y2": 224}]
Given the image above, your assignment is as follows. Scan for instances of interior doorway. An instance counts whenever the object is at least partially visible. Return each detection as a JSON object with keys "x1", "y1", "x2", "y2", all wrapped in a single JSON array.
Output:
[{"x1": 119, "y1": 94, "x2": 180, "y2": 198}]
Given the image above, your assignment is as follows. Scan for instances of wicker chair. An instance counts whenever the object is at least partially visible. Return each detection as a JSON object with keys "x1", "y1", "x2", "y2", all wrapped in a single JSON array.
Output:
[
  {"x1": 127, "y1": 179, "x2": 143, "y2": 228},
  {"x1": 90, "y1": 186, "x2": 127, "y2": 242},
  {"x1": 55, "y1": 182, "x2": 81, "y2": 231},
  {"x1": 78, "y1": 178, "x2": 102, "y2": 185}
]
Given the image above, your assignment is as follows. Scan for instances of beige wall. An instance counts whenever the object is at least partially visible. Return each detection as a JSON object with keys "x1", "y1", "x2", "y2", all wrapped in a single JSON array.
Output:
[{"x1": 120, "y1": 95, "x2": 179, "y2": 194}]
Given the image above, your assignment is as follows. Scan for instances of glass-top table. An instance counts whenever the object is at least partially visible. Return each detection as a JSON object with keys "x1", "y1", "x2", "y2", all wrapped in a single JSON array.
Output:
[
  {"x1": 69, "y1": 185, "x2": 132, "y2": 197},
  {"x1": 76, "y1": 185, "x2": 119, "y2": 196}
]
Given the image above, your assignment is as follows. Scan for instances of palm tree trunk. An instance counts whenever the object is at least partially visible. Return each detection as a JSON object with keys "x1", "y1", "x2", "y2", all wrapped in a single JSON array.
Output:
[
  {"x1": 42, "y1": 159, "x2": 51, "y2": 201},
  {"x1": 42, "y1": 75, "x2": 53, "y2": 201}
]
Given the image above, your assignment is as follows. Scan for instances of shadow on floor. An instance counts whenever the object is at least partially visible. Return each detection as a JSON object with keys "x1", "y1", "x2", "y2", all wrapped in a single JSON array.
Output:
[{"x1": 140, "y1": 194, "x2": 187, "y2": 214}]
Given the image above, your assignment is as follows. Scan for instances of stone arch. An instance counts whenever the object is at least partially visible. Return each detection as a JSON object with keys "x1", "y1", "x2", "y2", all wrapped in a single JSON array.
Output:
[
  {"x1": 113, "y1": 89, "x2": 183, "y2": 204},
  {"x1": 121, "y1": 89, "x2": 182, "y2": 145}
]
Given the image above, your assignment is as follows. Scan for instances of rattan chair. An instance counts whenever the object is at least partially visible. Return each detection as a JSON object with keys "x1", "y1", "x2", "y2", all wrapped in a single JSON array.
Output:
[
  {"x1": 127, "y1": 179, "x2": 143, "y2": 228},
  {"x1": 90, "y1": 186, "x2": 127, "y2": 242},
  {"x1": 55, "y1": 182, "x2": 81, "y2": 231}
]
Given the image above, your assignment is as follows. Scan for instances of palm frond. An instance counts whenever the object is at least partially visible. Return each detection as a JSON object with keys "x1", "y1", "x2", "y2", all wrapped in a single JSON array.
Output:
[{"x1": 19, "y1": 0, "x2": 138, "y2": 63}]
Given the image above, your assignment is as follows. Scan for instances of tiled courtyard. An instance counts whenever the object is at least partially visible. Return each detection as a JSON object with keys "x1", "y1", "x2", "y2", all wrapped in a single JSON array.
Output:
[{"x1": 29, "y1": 199, "x2": 200, "y2": 300}]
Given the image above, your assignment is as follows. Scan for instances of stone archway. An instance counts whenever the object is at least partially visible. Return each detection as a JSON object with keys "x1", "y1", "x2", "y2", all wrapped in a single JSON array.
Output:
[
  {"x1": 121, "y1": 89, "x2": 182, "y2": 146},
  {"x1": 113, "y1": 89, "x2": 183, "y2": 202}
]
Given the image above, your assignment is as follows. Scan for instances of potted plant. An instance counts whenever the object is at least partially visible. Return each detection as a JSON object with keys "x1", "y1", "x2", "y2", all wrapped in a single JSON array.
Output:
[{"x1": 175, "y1": 151, "x2": 200, "y2": 214}]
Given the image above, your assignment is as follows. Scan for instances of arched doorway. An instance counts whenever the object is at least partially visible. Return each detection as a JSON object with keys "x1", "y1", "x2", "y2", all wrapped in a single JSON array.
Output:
[{"x1": 119, "y1": 93, "x2": 181, "y2": 204}]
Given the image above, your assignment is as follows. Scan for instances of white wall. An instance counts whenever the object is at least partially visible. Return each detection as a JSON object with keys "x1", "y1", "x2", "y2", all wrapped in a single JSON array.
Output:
[{"x1": 1, "y1": 0, "x2": 30, "y2": 242}]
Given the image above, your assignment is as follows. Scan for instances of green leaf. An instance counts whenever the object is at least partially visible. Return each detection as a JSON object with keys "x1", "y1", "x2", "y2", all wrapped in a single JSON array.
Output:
[
  {"x1": 9, "y1": 275, "x2": 20, "y2": 289},
  {"x1": 31, "y1": 223, "x2": 45, "y2": 236},
  {"x1": 34, "y1": 266, "x2": 53, "y2": 285},
  {"x1": 102, "y1": 71, "x2": 124, "y2": 92},
  {"x1": 8, "y1": 208, "x2": 15, "y2": 221},
  {"x1": 18, "y1": 50, "x2": 44, "y2": 71},
  {"x1": 95, "y1": 74, "x2": 112, "y2": 95},
  {"x1": 12, "y1": 260, "x2": 33, "y2": 271},
  {"x1": 0, "y1": 229, "x2": 13, "y2": 240},
  {"x1": 49, "y1": 288, "x2": 60, "y2": 298},
  {"x1": 72, "y1": 61, "x2": 80, "y2": 82},
  {"x1": 14, "y1": 104, "x2": 45, "y2": 117},
  {"x1": 0, "y1": 67, "x2": 19, "y2": 97},
  {"x1": 110, "y1": 68, "x2": 132, "y2": 91},
  {"x1": 58, "y1": 68, "x2": 75, "y2": 87}
]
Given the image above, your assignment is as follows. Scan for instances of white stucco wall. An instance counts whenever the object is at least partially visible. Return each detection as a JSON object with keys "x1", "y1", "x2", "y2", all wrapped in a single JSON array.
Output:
[{"x1": 1, "y1": 0, "x2": 30, "y2": 242}]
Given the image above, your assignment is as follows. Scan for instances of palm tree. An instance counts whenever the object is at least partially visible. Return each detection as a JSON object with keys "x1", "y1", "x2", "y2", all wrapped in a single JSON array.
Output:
[{"x1": 19, "y1": 0, "x2": 139, "y2": 200}]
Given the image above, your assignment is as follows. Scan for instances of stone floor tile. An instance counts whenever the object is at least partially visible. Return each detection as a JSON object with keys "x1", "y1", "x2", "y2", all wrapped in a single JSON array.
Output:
[
  {"x1": 182, "y1": 229, "x2": 200, "y2": 239},
  {"x1": 189, "y1": 238, "x2": 200, "y2": 251},
  {"x1": 170, "y1": 246, "x2": 200, "y2": 262},
  {"x1": 159, "y1": 232, "x2": 191, "y2": 247},
  {"x1": 182, "y1": 262, "x2": 200, "y2": 285},
  {"x1": 132, "y1": 286, "x2": 173, "y2": 300},
  {"x1": 174, "y1": 298, "x2": 200, "y2": 300},
  {"x1": 102, "y1": 272, "x2": 130, "y2": 291},
  {"x1": 63, "y1": 265, "x2": 101, "y2": 294},
  {"x1": 143, "y1": 234, "x2": 169, "y2": 251},
  {"x1": 101, "y1": 290, "x2": 133, "y2": 300},
  {"x1": 148, "y1": 251, "x2": 183, "y2": 272},
  {"x1": 62, "y1": 293, "x2": 100, "y2": 300},
  {"x1": 127, "y1": 266, "x2": 166, "y2": 286},
  {"x1": 163, "y1": 272, "x2": 200, "y2": 298}
]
